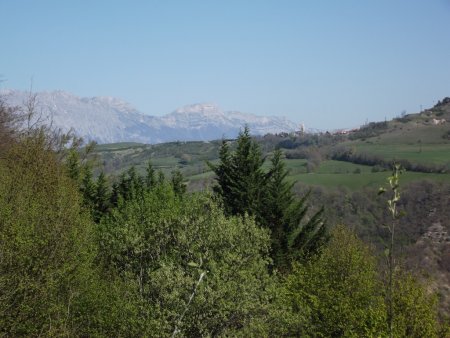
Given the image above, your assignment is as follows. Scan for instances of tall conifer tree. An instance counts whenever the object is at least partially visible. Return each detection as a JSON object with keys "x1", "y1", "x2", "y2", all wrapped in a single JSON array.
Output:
[
  {"x1": 66, "y1": 148, "x2": 81, "y2": 181},
  {"x1": 93, "y1": 171, "x2": 110, "y2": 222},
  {"x1": 145, "y1": 161, "x2": 156, "y2": 190},
  {"x1": 209, "y1": 126, "x2": 267, "y2": 219},
  {"x1": 80, "y1": 166, "x2": 96, "y2": 208},
  {"x1": 209, "y1": 128, "x2": 327, "y2": 269}
]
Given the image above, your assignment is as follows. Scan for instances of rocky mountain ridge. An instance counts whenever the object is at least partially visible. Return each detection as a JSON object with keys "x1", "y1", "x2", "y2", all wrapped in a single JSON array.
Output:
[{"x1": 1, "y1": 89, "x2": 298, "y2": 144}]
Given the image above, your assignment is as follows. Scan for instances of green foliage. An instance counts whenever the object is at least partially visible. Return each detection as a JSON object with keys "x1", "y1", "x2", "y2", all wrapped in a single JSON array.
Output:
[
  {"x1": 285, "y1": 225, "x2": 386, "y2": 337},
  {"x1": 80, "y1": 164, "x2": 96, "y2": 208},
  {"x1": 379, "y1": 163, "x2": 403, "y2": 337},
  {"x1": 93, "y1": 171, "x2": 110, "y2": 222},
  {"x1": 377, "y1": 165, "x2": 444, "y2": 336},
  {"x1": 209, "y1": 126, "x2": 267, "y2": 218},
  {"x1": 171, "y1": 168, "x2": 187, "y2": 196},
  {"x1": 97, "y1": 187, "x2": 273, "y2": 336},
  {"x1": 264, "y1": 149, "x2": 327, "y2": 269},
  {"x1": 390, "y1": 272, "x2": 440, "y2": 337},
  {"x1": 145, "y1": 160, "x2": 157, "y2": 189},
  {"x1": 263, "y1": 149, "x2": 294, "y2": 266},
  {"x1": 123, "y1": 165, "x2": 145, "y2": 200},
  {"x1": 348, "y1": 121, "x2": 389, "y2": 140},
  {"x1": 0, "y1": 99, "x2": 446, "y2": 335},
  {"x1": 66, "y1": 147, "x2": 81, "y2": 181},
  {"x1": 157, "y1": 169, "x2": 166, "y2": 185},
  {"x1": 0, "y1": 132, "x2": 99, "y2": 336},
  {"x1": 110, "y1": 166, "x2": 145, "y2": 206},
  {"x1": 210, "y1": 128, "x2": 327, "y2": 270}
]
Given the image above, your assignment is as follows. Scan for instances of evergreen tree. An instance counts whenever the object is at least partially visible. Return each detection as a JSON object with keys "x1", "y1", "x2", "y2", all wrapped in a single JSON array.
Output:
[
  {"x1": 66, "y1": 148, "x2": 81, "y2": 181},
  {"x1": 265, "y1": 149, "x2": 327, "y2": 268},
  {"x1": 124, "y1": 166, "x2": 143, "y2": 200},
  {"x1": 157, "y1": 169, "x2": 165, "y2": 185},
  {"x1": 210, "y1": 139, "x2": 233, "y2": 213},
  {"x1": 288, "y1": 199, "x2": 326, "y2": 262},
  {"x1": 110, "y1": 164, "x2": 162, "y2": 208},
  {"x1": 209, "y1": 126, "x2": 267, "y2": 218},
  {"x1": 111, "y1": 166, "x2": 145, "y2": 203},
  {"x1": 209, "y1": 128, "x2": 327, "y2": 269},
  {"x1": 171, "y1": 169, "x2": 186, "y2": 196},
  {"x1": 81, "y1": 165, "x2": 96, "y2": 208},
  {"x1": 93, "y1": 171, "x2": 110, "y2": 222},
  {"x1": 110, "y1": 176, "x2": 124, "y2": 207},
  {"x1": 145, "y1": 160, "x2": 156, "y2": 190},
  {"x1": 263, "y1": 149, "x2": 294, "y2": 266}
]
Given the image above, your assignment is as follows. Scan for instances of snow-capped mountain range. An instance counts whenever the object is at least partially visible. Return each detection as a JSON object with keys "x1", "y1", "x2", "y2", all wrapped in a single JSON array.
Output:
[{"x1": 0, "y1": 89, "x2": 298, "y2": 144}]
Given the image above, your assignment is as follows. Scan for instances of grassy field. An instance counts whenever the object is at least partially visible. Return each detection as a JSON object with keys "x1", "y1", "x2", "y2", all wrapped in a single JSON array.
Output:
[
  {"x1": 349, "y1": 143, "x2": 450, "y2": 166},
  {"x1": 315, "y1": 160, "x2": 373, "y2": 174},
  {"x1": 290, "y1": 170, "x2": 450, "y2": 190},
  {"x1": 368, "y1": 123, "x2": 449, "y2": 144},
  {"x1": 185, "y1": 159, "x2": 450, "y2": 191},
  {"x1": 341, "y1": 122, "x2": 450, "y2": 166},
  {"x1": 95, "y1": 142, "x2": 146, "y2": 151},
  {"x1": 287, "y1": 160, "x2": 450, "y2": 190}
]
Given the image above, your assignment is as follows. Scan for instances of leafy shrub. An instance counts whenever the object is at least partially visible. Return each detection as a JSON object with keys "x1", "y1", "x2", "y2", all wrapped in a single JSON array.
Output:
[
  {"x1": 97, "y1": 188, "x2": 274, "y2": 336},
  {"x1": 349, "y1": 121, "x2": 388, "y2": 140},
  {"x1": 0, "y1": 132, "x2": 102, "y2": 336},
  {"x1": 285, "y1": 226, "x2": 386, "y2": 336}
]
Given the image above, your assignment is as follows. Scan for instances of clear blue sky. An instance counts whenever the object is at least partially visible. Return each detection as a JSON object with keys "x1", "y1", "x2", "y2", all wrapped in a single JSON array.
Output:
[{"x1": 1, "y1": 0, "x2": 450, "y2": 129}]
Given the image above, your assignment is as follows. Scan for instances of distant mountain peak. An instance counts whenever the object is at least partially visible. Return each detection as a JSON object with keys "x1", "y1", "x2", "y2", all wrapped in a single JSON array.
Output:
[
  {"x1": 2, "y1": 89, "x2": 298, "y2": 144},
  {"x1": 174, "y1": 102, "x2": 222, "y2": 115},
  {"x1": 87, "y1": 96, "x2": 139, "y2": 113}
]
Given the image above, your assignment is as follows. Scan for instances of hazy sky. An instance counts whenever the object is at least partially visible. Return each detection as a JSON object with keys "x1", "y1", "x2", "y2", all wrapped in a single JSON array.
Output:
[{"x1": 1, "y1": 0, "x2": 450, "y2": 129}]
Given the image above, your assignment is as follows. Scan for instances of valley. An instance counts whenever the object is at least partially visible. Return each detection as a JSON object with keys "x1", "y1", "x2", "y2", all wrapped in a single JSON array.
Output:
[{"x1": 91, "y1": 98, "x2": 450, "y2": 319}]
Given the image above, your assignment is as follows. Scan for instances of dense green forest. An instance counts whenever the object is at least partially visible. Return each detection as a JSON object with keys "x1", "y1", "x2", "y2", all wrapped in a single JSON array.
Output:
[{"x1": 1, "y1": 98, "x2": 449, "y2": 336}]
